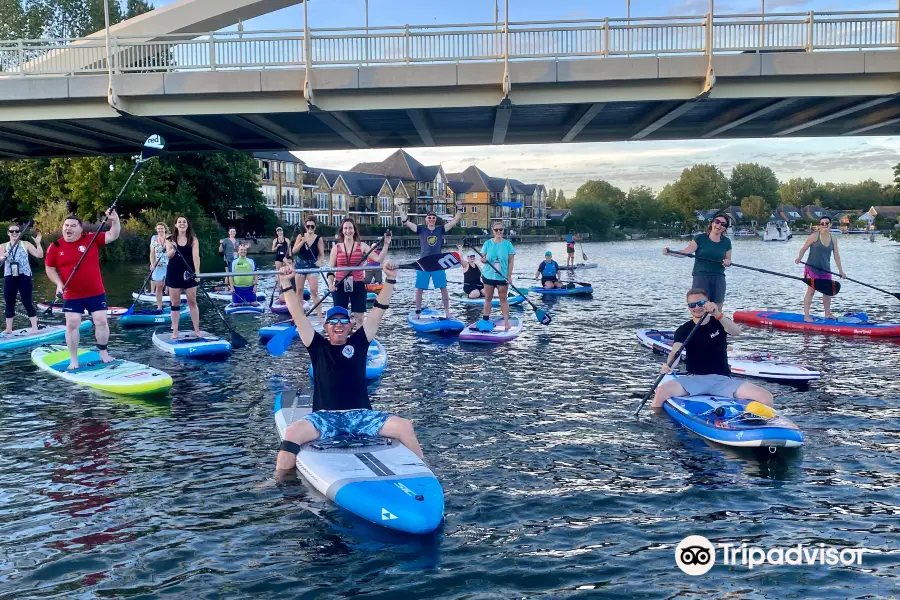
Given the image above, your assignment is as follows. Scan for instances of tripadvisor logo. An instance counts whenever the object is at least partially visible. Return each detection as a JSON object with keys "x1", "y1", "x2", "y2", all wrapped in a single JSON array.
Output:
[{"x1": 675, "y1": 535, "x2": 715, "y2": 575}]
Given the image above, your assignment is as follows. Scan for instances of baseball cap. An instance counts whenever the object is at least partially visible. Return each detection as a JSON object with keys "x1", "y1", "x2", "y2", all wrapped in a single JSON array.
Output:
[
  {"x1": 325, "y1": 306, "x2": 351, "y2": 321},
  {"x1": 467, "y1": 251, "x2": 476, "y2": 257},
  {"x1": 545, "y1": 251, "x2": 552, "y2": 256},
  {"x1": 426, "y1": 210, "x2": 437, "y2": 217}
]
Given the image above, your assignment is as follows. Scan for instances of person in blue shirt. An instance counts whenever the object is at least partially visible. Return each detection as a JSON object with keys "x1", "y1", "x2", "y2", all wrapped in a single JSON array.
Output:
[
  {"x1": 565, "y1": 230, "x2": 581, "y2": 266},
  {"x1": 535, "y1": 251, "x2": 564, "y2": 289}
]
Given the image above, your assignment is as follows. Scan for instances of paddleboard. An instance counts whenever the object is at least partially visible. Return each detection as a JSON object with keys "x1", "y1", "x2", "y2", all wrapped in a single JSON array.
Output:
[
  {"x1": 458, "y1": 316, "x2": 523, "y2": 344},
  {"x1": 274, "y1": 389, "x2": 444, "y2": 534},
  {"x1": 259, "y1": 317, "x2": 324, "y2": 340},
  {"x1": 406, "y1": 309, "x2": 465, "y2": 334},
  {"x1": 270, "y1": 299, "x2": 311, "y2": 314},
  {"x1": 455, "y1": 294, "x2": 526, "y2": 307},
  {"x1": 733, "y1": 310, "x2": 900, "y2": 338},
  {"x1": 558, "y1": 263, "x2": 598, "y2": 271},
  {"x1": 224, "y1": 302, "x2": 265, "y2": 315},
  {"x1": 38, "y1": 302, "x2": 128, "y2": 317},
  {"x1": 662, "y1": 376, "x2": 804, "y2": 448},
  {"x1": 366, "y1": 284, "x2": 383, "y2": 293},
  {"x1": 119, "y1": 305, "x2": 188, "y2": 327},
  {"x1": 31, "y1": 345, "x2": 173, "y2": 395},
  {"x1": 208, "y1": 289, "x2": 266, "y2": 302},
  {"x1": 367, "y1": 292, "x2": 377, "y2": 303},
  {"x1": 308, "y1": 339, "x2": 387, "y2": 380},
  {"x1": 530, "y1": 284, "x2": 593, "y2": 296},
  {"x1": 151, "y1": 329, "x2": 232, "y2": 357},
  {"x1": 131, "y1": 292, "x2": 187, "y2": 304},
  {"x1": 0, "y1": 321, "x2": 91, "y2": 351},
  {"x1": 636, "y1": 329, "x2": 820, "y2": 383}
]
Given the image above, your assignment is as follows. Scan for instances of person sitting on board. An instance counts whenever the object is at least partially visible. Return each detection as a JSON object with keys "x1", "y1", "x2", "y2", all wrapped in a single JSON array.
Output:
[
  {"x1": 535, "y1": 251, "x2": 564, "y2": 289},
  {"x1": 651, "y1": 288, "x2": 773, "y2": 410},
  {"x1": 457, "y1": 244, "x2": 484, "y2": 299},
  {"x1": 1, "y1": 222, "x2": 43, "y2": 334},
  {"x1": 274, "y1": 260, "x2": 425, "y2": 480},
  {"x1": 397, "y1": 201, "x2": 463, "y2": 320},
  {"x1": 663, "y1": 212, "x2": 732, "y2": 311},
  {"x1": 794, "y1": 215, "x2": 845, "y2": 322},
  {"x1": 229, "y1": 243, "x2": 259, "y2": 305},
  {"x1": 565, "y1": 230, "x2": 580, "y2": 266},
  {"x1": 44, "y1": 212, "x2": 121, "y2": 369}
]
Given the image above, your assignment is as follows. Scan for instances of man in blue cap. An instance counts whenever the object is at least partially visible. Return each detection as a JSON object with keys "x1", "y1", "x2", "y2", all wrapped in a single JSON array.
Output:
[
  {"x1": 272, "y1": 260, "x2": 425, "y2": 478},
  {"x1": 534, "y1": 251, "x2": 564, "y2": 289}
]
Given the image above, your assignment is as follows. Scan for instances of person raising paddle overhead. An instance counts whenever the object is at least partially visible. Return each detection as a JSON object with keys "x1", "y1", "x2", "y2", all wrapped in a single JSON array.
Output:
[
  {"x1": 652, "y1": 289, "x2": 773, "y2": 410},
  {"x1": 273, "y1": 260, "x2": 425, "y2": 480},
  {"x1": 663, "y1": 212, "x2": 732, "y2": 310},
  {"x1": 795, "y1": 216, "x2": 845, "y2": 322},
  {"x1": 44, "y1": 212, "x2": 120, "y2": 369}
]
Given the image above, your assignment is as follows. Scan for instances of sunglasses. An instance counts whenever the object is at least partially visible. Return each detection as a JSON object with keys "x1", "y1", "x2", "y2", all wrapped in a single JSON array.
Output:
[
  {"x1": 8, "y1": 229, "x2": 19, "y2": 234},
  {"x1": 493, "y1": 228, "x2": 504, "y2": 232},
  {"x1": 306, "y1": 224, "x2": 316, "y2": 229},
  {"x1": 820, "y1": 222, "x2": 831, "y2": 226},
  {"x1": 326, "y1": 317, "x2": 351, "y2": 326},
  {"x1": 712, "y1": 220, "x2": 728, "y2": 226},
  {"x1": 687, "y1": 300, "x2": 707, "y2": 309}
]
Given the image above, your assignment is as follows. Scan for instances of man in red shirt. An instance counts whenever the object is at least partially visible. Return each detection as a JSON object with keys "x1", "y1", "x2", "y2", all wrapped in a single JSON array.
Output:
[{"x1": 45, "y1": 211, "x2": 121, "y2": 369}]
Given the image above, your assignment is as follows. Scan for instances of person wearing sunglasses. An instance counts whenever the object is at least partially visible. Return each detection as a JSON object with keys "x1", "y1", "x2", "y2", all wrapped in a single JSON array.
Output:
[
  {"x1": 456, "y1": 244, "x2": 485, "y2": 298},
  {"x1": 0, "y1": 223, "x2": 43, "y2": 334},
  {"x1": 794, "y1": 216, "x2": 845, "y2": 322},
  {"x1": 652, "y1": 288, "x2": 773, "y2": 409},
  {"x1": 273, "y1": 260, "x2": 426, "y2": 479},
  {"x1": 327, "y1": 219, "x2": 392, "y2": 327},
  {"x1": 292, "y1": 219, "x2": 326, "y2": 321},
  {"x1": 397, "y1": 201, "x2": 463, "y2": 321},
  {"x1": 663, "y1": 212, "x2": 733, "y2": 310},
  {"x1": 535, "y1": 251, "x2": 564, "y2": 289},
  {"x1": 479, "y1": 220, "x2": 516, "y2": 330}
]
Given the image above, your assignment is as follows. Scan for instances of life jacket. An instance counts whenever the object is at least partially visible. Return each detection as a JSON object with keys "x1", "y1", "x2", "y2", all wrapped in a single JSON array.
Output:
[{"x1": 232, "y1": 257, "x2": 255, "y2": 287}]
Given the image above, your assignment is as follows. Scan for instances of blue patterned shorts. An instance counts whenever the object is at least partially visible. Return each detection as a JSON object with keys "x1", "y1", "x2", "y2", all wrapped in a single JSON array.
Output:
[{"x1": 303, "y1": 409, "x2": 391, "y2": 439}]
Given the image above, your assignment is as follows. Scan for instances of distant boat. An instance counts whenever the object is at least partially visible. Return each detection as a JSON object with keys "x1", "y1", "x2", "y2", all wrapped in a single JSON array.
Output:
[
  {"x1": 732, "y1": 229, "x2": 759, "y2": 237},
  {"x1": 763, "y1": 220, "x2": 792, "y2": 242}
]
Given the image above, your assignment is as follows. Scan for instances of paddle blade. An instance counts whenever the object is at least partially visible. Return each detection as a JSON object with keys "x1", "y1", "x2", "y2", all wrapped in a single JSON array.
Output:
[
  {"x1": 140, "y1": 135, "x2": 165, "y2": 161},
  {"x1": 806, "y1": 277, "x2": 840, "y2": 296},
  {"x1": 536, "y1": 309, "x2": 552, "y2": 325},
  {"x1": 410, "y1": 252, "x2": 462, "y2": 272},
  {"x1": 123, "y1": 304, "x2": 136, "y2": 317},
  {"x1": 267, "y1": 325, "x2": 296, "y2": 356},
  {"x1": 230, "y1": 330, "x2": 249, "y2": 350}
]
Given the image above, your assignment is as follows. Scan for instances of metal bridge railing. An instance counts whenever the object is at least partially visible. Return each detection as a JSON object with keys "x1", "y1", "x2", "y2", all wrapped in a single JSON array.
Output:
[{"x1": 0, "y1": 10, "x2": 897, "y2": 77}]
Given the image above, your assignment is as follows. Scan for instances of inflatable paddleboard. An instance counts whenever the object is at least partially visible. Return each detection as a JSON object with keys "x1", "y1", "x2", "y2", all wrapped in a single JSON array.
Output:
[
  {"x1": 366, "y1": 284, "x2": 383, "y2": 293},
  {"x1": 406, "y1": 309, "x2": 465, "y2": 334},
  {"x1": 455, "y1": 294, "x2": 526, "y2": 307},
  {"x1": 274, "y1": 389, "x2": 443, "y2": 534},
  {"x1": 636, "y1": 329, "x2": 820, "y2": 383},
  {"x1": 152, "y1": 329, "x2": 232, "y2": 357},
  {"x1": 119, "y1": 305, "x2": 188, "y2": 327},
  {"x1": 38, "y1": 303, "x2": 128, "y2": 317},
  {"x1": 31, "y1": 345, "x2": 173, "y2": 395},
  {"x1": 366, "y1": 292, "x2": 377, "y2": 303},
  {"x1": 224, "y1": 302, "x2": 265, "y2": 315},
  {"x1": 208, "y1": 289, "x2": 266, "y2": 302},
  {"x1": 131, "y1": 292, "x2": 187, "y2": 304},
  {"x1": 733, "y1": 310, "x2": 900, "y2": 337},
  {"x1": 0, "y1": 321, "x2": 91, "y2": 351},
  {"x1": 530, "y1": 285, "x2": 593, "y2": 296},
  {"x1": 308, "y1": 339, "x2": 387, "y2": 380},
  {"x1": 270, "y1": 299, "x2": 311, "y2": 314},
  {"x1": 662, "y1": 376, "x2": 804, "y2": 449},
  {"x1": 558, "y1": 263, "x2": 598, "y2": 271},
  {"x1": 259, "y1": 317, "x2": 323, "y2": 340},
  {"x1": 458, "y1": 316, "x2": 523, "y2": 344}
]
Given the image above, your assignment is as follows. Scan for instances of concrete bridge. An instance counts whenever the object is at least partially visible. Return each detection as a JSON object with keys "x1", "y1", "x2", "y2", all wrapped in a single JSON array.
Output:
[{"x1": 0, "y1": 1, "x2": 898, "y2": 158}]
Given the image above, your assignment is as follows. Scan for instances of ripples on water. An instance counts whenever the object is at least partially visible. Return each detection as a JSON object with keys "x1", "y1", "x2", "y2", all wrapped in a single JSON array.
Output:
[{"x1": 1, "y1": 238, "x2": 898, "y2": 599}]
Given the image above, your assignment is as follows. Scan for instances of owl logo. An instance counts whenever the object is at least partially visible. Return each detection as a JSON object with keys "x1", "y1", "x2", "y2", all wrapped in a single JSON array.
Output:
[{"x1": 342, "y1": 345, "x2": 355, "y2": 359}]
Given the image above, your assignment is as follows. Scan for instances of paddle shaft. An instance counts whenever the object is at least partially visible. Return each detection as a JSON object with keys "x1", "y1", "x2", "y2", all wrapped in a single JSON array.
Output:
[
  {"x1": 799, "y1": 261, "x2": 899, "y2": 300},
  {"x1": 126, "y1": 251, "x2": 166, "y2": 314},
  {"x1": 666, "y1": 249, "x2": 808, "y2": 284},
  {"x1": 304, "y1": 234, "x2": 386, "y2": 318},
  {"x1": 633, "y1": 314, "x2": 709, "y2": 416}
]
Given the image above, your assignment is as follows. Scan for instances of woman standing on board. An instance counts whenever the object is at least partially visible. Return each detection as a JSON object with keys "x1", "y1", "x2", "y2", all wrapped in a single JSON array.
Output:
[
  {"x1": 0, "y1": 223, "x2": 43, "y2": 334},
  {"x1": 479, "y1": 220, "x2": 515, "y2": 330},
  {"x1": 149, "y1": 222, "x2": 170, "y2": 312},
  {"x1": 795, "y1": 215, "x2": 845, "y2": 322},
  {"x1": 327, "y1": 219, "x2": 391, "y2": 328},
  {"x1": 293, "y1": 218, "x2": 326, "y2": 322},
  {"x1": 165, "y1": 216, "x2": 203, "y2": 339},
  {"x1": 664, "y1": 212, "x2": 732, "y2": 310}
]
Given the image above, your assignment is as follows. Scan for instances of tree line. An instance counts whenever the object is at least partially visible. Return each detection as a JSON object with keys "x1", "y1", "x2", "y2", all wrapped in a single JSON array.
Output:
[{"x1": 545, "y1": 162, "x2": 900, "y2": 238}]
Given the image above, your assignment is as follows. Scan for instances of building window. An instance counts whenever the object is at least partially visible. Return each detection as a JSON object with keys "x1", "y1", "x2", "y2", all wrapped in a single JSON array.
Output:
[
  {"x1": 471, "y1": 206, "x2": 477, "y2": 214},
  {"x1": 262, "y1": 185, "x2": 278, "y2": 208},
  {"x1": 379, "y1": 196, "x2": 392, "y2": 212},
  {"x1": 285, "y1": 162, "x2": 296, "y2": 183},
  {"x1": 315, "y1": 192, "x2": 328, "y2": 210},
  {"x1": 282, "y1": 188, "x2": 297, "y2": 208},
  {"x1": 395, "y1": 216, "x2": 404, "y2": 226},
  {"x1": 380, "y1": 216, "x2": 391, "y2": 227},
  {"x1": 332, "y1": 214, "x2": 342, "y2": 227},
  {"x1": 461, "y1": 219, "x2": 467, "y2": 228},
  {"x1": 261, "y1": 161, "x2": 271, "y2": 181},
  {"x1": 334, "y1": 193, "x2": 346, "y2": 211}
]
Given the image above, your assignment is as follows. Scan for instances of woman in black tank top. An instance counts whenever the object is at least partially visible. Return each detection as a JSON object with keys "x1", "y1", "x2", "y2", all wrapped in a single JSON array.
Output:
[
  {"x1": 291, "y1": 218, "x2": 326, "y2": 320},
  {"x1": 165, "y1": 216, "x2": 203, "y2": 339},
  {"x1": 458, "y1": 244, "x2": 485, "y2": 298}
]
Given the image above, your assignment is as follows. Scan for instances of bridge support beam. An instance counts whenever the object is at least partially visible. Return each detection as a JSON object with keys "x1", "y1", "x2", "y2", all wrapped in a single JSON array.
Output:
[
  {"x1": 406, "y1": 109, "x2": 435, "y2": 146},
  {"x1": 492, "y1": 100, "x2": 512, "y2": 144},
  {"x1": 701, "y1": 98, "x2": 796, "y2": 138},
  {"x1": 0, "y1": 124, "x2": 100, "y2": 155},
  {"x1": 842, "y1": 109, "x2": 900, "y2": 135},
  {"x1": 631, "y1": 102, "x2": 696, "y2": 140},
  {"x1": 775, "y1": 97, "x2": 895, "y2": 136},
  {"x1": 561, "y1": 103, "x2": 605, "y2": 143},
  {"x1": 311, "y1": 109, "x2": 369, "y2": 149},
  {"x1": 226, "y1": 115, "x2": 300, "y2": 148}
]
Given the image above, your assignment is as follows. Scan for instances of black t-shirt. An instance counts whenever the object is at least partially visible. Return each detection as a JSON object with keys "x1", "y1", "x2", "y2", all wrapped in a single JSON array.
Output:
[
  {"x1": 674, "y1": 317, "x2": 730, "y2": 376},
  {"x1": 305, "y1": 328, "x2": 372, "y2": 412}
]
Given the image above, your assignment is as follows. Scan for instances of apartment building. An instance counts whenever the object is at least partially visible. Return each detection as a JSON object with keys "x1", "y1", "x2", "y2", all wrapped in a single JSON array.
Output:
[{"x1": 448, "y1": 167, "x2": 548, "y2": 229}]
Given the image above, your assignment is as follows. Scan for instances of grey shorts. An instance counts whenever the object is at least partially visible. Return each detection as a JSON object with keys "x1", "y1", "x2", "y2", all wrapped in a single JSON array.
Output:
[
  {"x1": 676, "y1": 374, "x2": 742, "y2": 398},
  {"x1": 691, "y1": 274, "x2": 726, "y2": 305}
]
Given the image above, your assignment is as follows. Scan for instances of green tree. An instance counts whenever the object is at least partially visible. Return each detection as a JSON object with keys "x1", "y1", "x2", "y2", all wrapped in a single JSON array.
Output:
[
  {"x1": 669, "y1": 164, "x2": 729, "y2": 226},
  {"x1": 739, "y1": 195, "x2": 770, "y2": 226},
  {"x1": 730, "y1": 163, "x2": 779, "y2": 208},
  {"x1": 894, "y1": 162, "x2": 900, "y2": 189},
  {"x1": 565, "y1": 198, "x2": 615, "y2": 239},
  {"x1": 556, "y1": 190, "x2": 567, "y2": 207},
  {"x1": 547, "y1": 188, "x2": 557, "y2": 207},
  {"x1": 779, "y1": 177, "x2": 817, "y2": 207},
  {"x1": 574, "y1": 180, "x2": 625, "y2": 205}
]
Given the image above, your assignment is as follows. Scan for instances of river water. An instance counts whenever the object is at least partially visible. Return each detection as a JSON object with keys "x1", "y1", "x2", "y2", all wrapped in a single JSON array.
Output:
[{"x1": 1, "y1": 236, "x2": 898, "y2": 599}]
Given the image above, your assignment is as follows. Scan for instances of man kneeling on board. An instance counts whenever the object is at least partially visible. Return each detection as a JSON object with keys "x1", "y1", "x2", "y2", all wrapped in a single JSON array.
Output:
[
  {"x1": 534, "y1": 251, "x2": 564, "y2": 289},
  {"x1": 652, "y1": 288, "x2": 773, "y2": 409},
  {"x1": 274, "y1": 261, "x2": 424, "y2": 479}
]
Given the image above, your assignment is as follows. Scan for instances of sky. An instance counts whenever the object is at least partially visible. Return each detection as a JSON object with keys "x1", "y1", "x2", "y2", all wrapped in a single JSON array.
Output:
[{"x1": 145, "y1": 0, "x2": 899, "y2": 194}]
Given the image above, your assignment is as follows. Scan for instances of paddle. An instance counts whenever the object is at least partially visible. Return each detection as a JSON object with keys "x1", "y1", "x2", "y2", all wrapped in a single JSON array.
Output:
[
  {"x1": 665, "y1": 249, "x2": 840, "y2": 297},
  {"x1": 576, "y1": 230, "x2": 588, "y2": 261},
  {"x1": 42, "y1": 135, "x2": 165, "y2": 315},
  {"x1": 265, "y1": 233, "x2": 388, "y2": 356},
  {"x1": 633, "y1": 313, "x2": 709, "y2": 416},
  {"x1": 799, "y1": 261, "x2": 899, "y2": 301},
  {"x1": 123, "y1": 252, "x2": 166, "y2": 317},
  {"x1": 464, "y1": 239, "x2": 551, "y2": 325},
  {"x1": 170, "y1": 243, "x2": 248, "y2": 350}
]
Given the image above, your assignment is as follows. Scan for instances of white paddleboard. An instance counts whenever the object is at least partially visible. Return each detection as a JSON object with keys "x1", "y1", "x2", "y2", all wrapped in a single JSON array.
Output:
[
  {"x1": 151, "y1": 329, "x2": 232, "y2": 357},
  {"x1": 458, "y1": 316, "x2": 523, "y2": 343},
  {"x1": 0, "y1": 321, "x2": 91, "y2": 351}
]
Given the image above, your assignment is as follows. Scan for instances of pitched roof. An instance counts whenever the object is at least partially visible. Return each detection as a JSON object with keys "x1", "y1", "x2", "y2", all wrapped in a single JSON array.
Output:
[
  {"x1": 447, "y1": 166, "x2": 494, "y2": 192},
  {"x1": 253, "y1": 151, "x2": 305, "y2": 165},
  {"x1": 349, "y1": 149, "x2": 437, "y2": 181},
  {"x1": 308, "y1": 167, "x2": 388, "y2": 196},
  {"x1": 869, "y1": 205, "x2": 900, "y2": 217},
  {"x1": 447, "y1": 180, "x2": 474, "y2": 194}
]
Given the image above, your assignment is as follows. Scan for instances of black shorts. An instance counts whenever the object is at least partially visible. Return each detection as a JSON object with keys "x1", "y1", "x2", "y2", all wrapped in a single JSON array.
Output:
[
  {"x1": 333, "y1": 280, "x2": 367, "y2": 313},
  {"x1": 275, "y1": 251, "x2": 287, "y2": 262},
  {"x1": 63, "y1": 293, "x2": 107, "y2": 315},
  {"x1": 294, "y1": 258, "x2": 317, "y2": 271},
  {"x1": 566, "y1": 246, "x2": 575, "y2": 254},
  {"x1": 463, "y1": 282, "x2": 484, "y2": 294},
  {"x1": 482, "y1": 277, "x2": 508, "y2": 288},
  {"x1": 541, "y1": 276, "x2": 558, "y2": 285}
]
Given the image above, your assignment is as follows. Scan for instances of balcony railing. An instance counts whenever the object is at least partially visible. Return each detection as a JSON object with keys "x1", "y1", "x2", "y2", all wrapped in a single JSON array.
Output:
[{"x1": 1, "y1": 10, "x2": 897, "y2": 76}]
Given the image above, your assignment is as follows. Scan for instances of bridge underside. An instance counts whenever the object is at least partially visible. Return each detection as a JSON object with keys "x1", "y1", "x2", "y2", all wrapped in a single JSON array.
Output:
[{"x1": 1, "y1": 53, "x2": 899, "y2": 158}]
